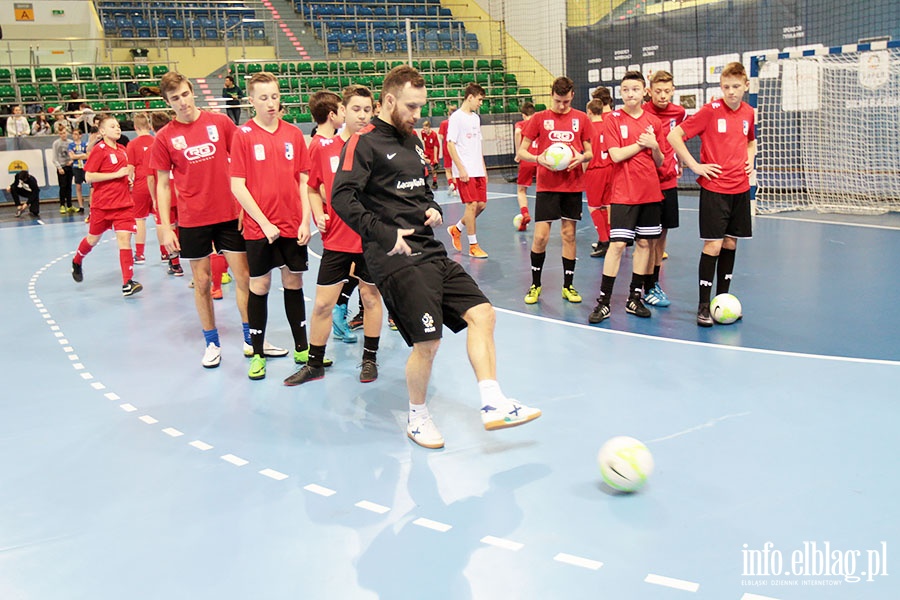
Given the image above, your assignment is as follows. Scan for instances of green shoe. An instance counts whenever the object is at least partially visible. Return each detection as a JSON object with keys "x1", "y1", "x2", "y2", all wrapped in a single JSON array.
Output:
[
  {"x1": 59, "y1": 205, "x2": 68, "y2": 215},
  {"x1": 562, "y1": 285, "x2": 582, "y2": 303},
  {"x1": 248, "y1": 354, "x2": 266, "y2": 380},
  {"x1": 293, "y1": 348, "x2": 333, "y2": 367},
  {"x1": 524, "y1": 284, "x2": 542, "y2": 305}
]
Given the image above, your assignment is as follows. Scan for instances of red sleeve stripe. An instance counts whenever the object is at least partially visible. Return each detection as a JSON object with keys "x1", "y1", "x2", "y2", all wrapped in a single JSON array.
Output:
[{"x1": 340, "y1": 124, "x2": 374, "y2": 172}]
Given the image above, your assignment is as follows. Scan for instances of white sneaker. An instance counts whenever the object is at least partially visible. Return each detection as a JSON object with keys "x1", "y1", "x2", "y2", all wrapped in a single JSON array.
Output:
[
  {"x1": 243, "y1": 340, "x2": 289, "y2": 358},
  {"x1": 202, "y1": 343, "x2": 222, "y2": 368},
  {"x1": 407, "y1": 416, "x2": 445, "y2": 449},
  {"x1": 481, "y1": 399, "x2": 542, "y2": 431}
]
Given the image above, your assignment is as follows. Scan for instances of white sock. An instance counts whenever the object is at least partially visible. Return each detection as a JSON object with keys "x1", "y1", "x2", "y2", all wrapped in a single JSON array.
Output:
[
  {"x1": 456, "y1": 219, "x2": 464, "y2": 231},
  {"x1": 478, "y1": 380, "x2": 505, "y2": 407},
  {"x1": 409, "y1": 402, "x2": 429, "y2": 422},
  {"x1": 467, "y1": 234, "x2": 478, "y2": 245}
]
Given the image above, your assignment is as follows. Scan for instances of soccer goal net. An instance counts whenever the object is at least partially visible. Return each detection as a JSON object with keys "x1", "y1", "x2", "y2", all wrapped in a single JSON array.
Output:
[{"x1": 753, "y1": 43, "x2": 900, "y2": 215}]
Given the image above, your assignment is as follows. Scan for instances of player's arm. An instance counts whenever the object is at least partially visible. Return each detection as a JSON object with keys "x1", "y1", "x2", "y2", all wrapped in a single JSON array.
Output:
[
  {"x1": 513, "y1": 127, "x2": 523, "y2": 163},
  {"x1": 308, "y1": 184, "x2": 327, "y2": 233},
  {"x1": 231, "y1": 176, "x2": 279, "y2": 243},
  {"x1": 516, "y1": 135, "x2": 539, "y2": 163},
  {"x1": 147, "y1": 173, "x2": 157, "y2": 211},
  {"x1": 745, "y1": 139, "x2": 757, "y2": 175},
  {"x1": 568, "y1": 139, "x2": 592, "y2": 171},
  {"x1": 155, "y1": 170, "x2": 179, "y2": 252},
  {"x1": 297, "y1": 172, "x2": 311, "y2": 245},
  {"x1": 85, "y1": 166, "x2": 130, "y2": 183},
  {"x1": 446, "y1": 140, "x2": 467, "y2": 181},
  {"x1": 667, "y1": 125, "x2": 721, "y2": 179}
]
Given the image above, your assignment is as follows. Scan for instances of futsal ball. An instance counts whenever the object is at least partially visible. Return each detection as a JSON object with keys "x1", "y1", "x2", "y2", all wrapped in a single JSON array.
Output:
[
  {"x1": 542, "y1": 142, "x2": 575, "y2": 171},
  {"x1": 513, "y1": 214, "x2": 524, "y2": 229},
  {"x1": 710, "y1": 293, "x2": 742, "y2": 324},
  {"x1": 597, "y1": 436, "x2": 654, "y2": 493}
]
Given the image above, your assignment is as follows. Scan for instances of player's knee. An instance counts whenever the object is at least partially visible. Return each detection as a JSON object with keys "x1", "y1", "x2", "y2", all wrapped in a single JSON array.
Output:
[
  {"x1": 413, "y1": 339, "x2": 441, "y2": 360},
  {"x1": 465, "y1": 302, "x2": 495, "y2": 330}
]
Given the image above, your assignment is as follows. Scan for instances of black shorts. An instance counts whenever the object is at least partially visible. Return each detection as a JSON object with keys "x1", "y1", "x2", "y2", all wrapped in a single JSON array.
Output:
[
  {"x1": 534, "y1": 191, "x2": 582, "y2": 222},
  {"x1": 609, "y1": 202, "x2": 663, "y2": 246},
  {"x1": 73, "y1": 167, "x2": 86, "y2": 185},
  {"x1": 179, "y1": 219, "x2": 246, "y2": 260},
  {"x1": 379, "y1": 259, "x2": 490, "y2": 347},
  {"x1": 699, "y1": 189, "x2": 752, "y2": 240},
  {"x1": 246, "y1": 237, "x2": 308, "y2": 277},
  {"x1": 660, "y1": 187, "x2": 679, "y2": 229},
  {"x1": 316, "y1": 249, "x2": 373, "y2": 286}
]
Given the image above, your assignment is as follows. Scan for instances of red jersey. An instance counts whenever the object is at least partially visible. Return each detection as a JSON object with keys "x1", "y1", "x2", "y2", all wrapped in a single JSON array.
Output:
[
  {"x1": 679, "y1": 100, "x2": 755, "y2": 194},
  {"x1": 126, "y1": 133, "x2": 155, "y2": 200},
  {"x1": 85, "y1": 140, "x2": 132, "y2": 210},
  {"x1": 586, "y1": 115, "x2": 612, "y2": 171},
  {"x1": 515, "y1": 119, "x2": 540, "y2": 152},
  {"x1": 149, "y1": 110, "x2": 238, "y2": 227},
  {"x1": 642, "y1": 101, "x2": 685, "y2": 190},
  {"x1": 602, "y1": 109, "x2": 666, "y2": 205},
  {"x1": 419, "y1": 129, "x2": 439, "y2": 163},
  {"x1": 230, "y1": 119, "x2": 310, "y2": 240},
  {"x1": 521, "y1": 108, "x2": 593, "y2": 193},
  {"x1": 438, "y1": 119, "x2": 451, "y2": 168},
  {"x1": 307, "y1": 133, "x2": 361, "y2": 253}
]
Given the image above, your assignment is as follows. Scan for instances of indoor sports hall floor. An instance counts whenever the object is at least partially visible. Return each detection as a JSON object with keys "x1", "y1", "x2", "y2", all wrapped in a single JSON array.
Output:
[{"x1": 2, "y1": 183, "x2": 898, "y2": 599}]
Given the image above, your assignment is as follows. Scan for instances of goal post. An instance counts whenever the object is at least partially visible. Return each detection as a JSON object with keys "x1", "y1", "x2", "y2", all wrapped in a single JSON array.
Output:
[{"x1": 750, "y1": 41, "x2": 900, "y2": 215}]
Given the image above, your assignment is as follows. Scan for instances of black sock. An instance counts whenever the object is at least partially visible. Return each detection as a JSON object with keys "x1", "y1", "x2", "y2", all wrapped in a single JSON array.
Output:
[
  {"x1": 717, "y1": 248, "x2": 736, "y2": 295},
  {"x1": 248, "y1": 291, "x2": 268, "y2": 356},
  {"x1": 699, "y1": 253, "x2": 717, "y2": 304},
  {"x1": 530, "y1": 251, "x2": 546, "y2": 287},
  {"x1": 628, "y1": 273, "x2": 644, "y2": 299},
  {"x1": 599, "y1": 275, "x2": 615, "y2": 304},
  {"x1": 562, "y1": 257, "x2": 576, "y2": 289},
  {"x1": 644, "y1": 274, "x2": 655, "y2": 295},
  {"x1": 283, "y1": 287, "x2": 308, "y2": 352},
  {"x1": 308, "y1": 343, "x2": 326, "y2": 369},
  {"x1": 363, "y1": 335, "x2": 379, "y2": 362},
  {"x1": 651, "y1": 265, "x2": 661, "y2": 288},
  {"x1": 337, "y1": 279, "x2": 357, "y2": 307}
]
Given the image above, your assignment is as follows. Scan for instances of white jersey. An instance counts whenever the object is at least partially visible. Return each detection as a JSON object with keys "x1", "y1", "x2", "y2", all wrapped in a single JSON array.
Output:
[{"x1": 446, "y1": 109, "x2": 486, "y2": 178}]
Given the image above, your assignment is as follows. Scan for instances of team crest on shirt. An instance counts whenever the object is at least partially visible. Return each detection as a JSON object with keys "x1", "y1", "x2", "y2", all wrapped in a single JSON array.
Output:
[
  {"x1": 207, "y1": 125, "x2": 219, "y2": 142},
  {"x1": 620, "y1": 125, "x2": 629, "y2": 139},
  {"x1": 254, "y1": 144, "x2": 265, "y2": 161},
  {"x1": 285, "y1": 142, "x2": 294, "y2": 160},
  {"x1": 743, "y1": 120, "x2": 750, "y2": 135},
  {"x1": 543, "y1": 119, "x2": 554, "y2": 131},
  {"x1": 329, "y1": 155, "x2": 340, "y2": 173},
  {"x1": 421, "y1": 312, "x2": 436, "y2": 333},
  {"x1": 171, "y1": 135, "x2": 187, "y2": 150},
  {"x1": 670, "y1": 118, "x2": 677, "y2": 131},
  {"x1": 572, "y1": 118, "x2": 579, "y2": 132}
]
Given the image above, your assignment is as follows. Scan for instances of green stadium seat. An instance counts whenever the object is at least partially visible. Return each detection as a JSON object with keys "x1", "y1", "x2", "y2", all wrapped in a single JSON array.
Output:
[
  {"x1": 117, "y1": 66, "x2": 133, "y2": 79},
  {"x1": 506, "y1": 100, "x2": 521, "y2": 113},
  {"x1": 306, "y1": 77, "x2": 324, "y2": 90},
  {"x1": 297, "y1": 112, "x2": 312, "y2": 123},
  {"x1": 54, "y1": 67, "x2": 74, "y2": 81},
  {"x1": 449, "y1": 60, "x2": 463, "y2": 72},
  {"x1": 372, "y1": 75, "x2": 384, "y2": 88},
  {"x1": 246, "y1": 63, "x2": 263, "y2": 74},
  {"x1": 418, "y1": 60, "x2": 431, "y2": 72},
  {"x1": 375, "y1": 60, "x2": 386, "y2": 73},
  {"x1": 463, "y1": 59, "x2": 474, "y2": 70},
  {"x1": 461, "y1": 73, "x2": 475, "y2": 85},
  {"x1": 289, "y1": 77, "x2": 300, "y2": 91},
  {"x1": 95, "y1": 66, "x2": 113, "y2": 80},
  {"x1": 20, "y1": 84, "x2": 39, "y2": 101},
  {"x1": 505, "y1": 85, "x2": 519, "y2": 96},
  {"x1": 490, "y1": 59, "x2": 504, "y2": 71},
  {"x1": 535, "y1": 103, "x2": 546, "y2": 111},
  {"x1": 39, "y1": 84, "x2": 59, "y2": 101},
  {"x1": 490, "y1": 72, "x2": 505, "y2": 85},
  {"x1": 134, "y1": 65, "x2": 151, "y2": 79},
  {"x1": 76, "y1": 66, "x2": 93, "y2": 80},
  {"x1": 298, "y1": 62, "x2": 313, "y2": 75},
  {"x1": 234, "y1": 63, "x2": 247, "y2": 75},
  {"x1": 15, "y1": 68, "x2": 33, "y2": 83},
  {"x1": 432, "y1": 101, "x2": 446, "y2": 117},
  {"x1": 282, "y1": 112, "x2": 296, "y2": 123},
  {"x1": 446, "y1": 73, "x2": 462, "y2": 87},
  {"x1": 504, "y1": 73, "x2": 518, "y2": 85},
  {"x1": 59, "y1": 83, "x2": 79, "y2": 97},
  {"x1": 490, "y1": 100, "x2": 505, "y2": 114},
  {"x1": 34, "y1": 67, "x2": 53, "y2": 82},
  {"x1": 129, "y1": 100, "x2": 148, "y2": 111},
  {"x1": 280, "y1": 62, "x2": 294, "y2": 74},
  {"x1": 390, "y1": 61, "x2": 404, "y2": 69},
  {"x1": 264, "y1": 63, "x2": 279, "y2": 73},
  {"x1": 100, "y1": 82, "x2": 120, "y2": 98},
  {"x1": 361, "y1": 61, "x2": 375, "y2": 74},
  {"x1": 357, "y1": 76, "x2": 374, "y2": 88},
  {"x1": 323, "y1": 77, "x2": 339, "y2": 90},
  {"x1": 476, "y1": 72, "x2": 489, "y2": 85},
  {"x1": 337, "y1": 75, "x2": 349, "y2": 87},
  {"x1": 149, "y1": 99, "x2": 167, "y2": 109},
  {"x1": 434, "y1": 60, "x2": 448, "y2": 72},
  {"x1": 82, "y1": 83, "x2": 100, "y2": 99},
  {"x1": 0, "y1": 68, "x2": 11, "y2": 83},
  {"x1": 0, "y1": 85, "x2": 16, "y2": 102},
  {"x1": 420, "y1": 104, "x2": 429, "y2": 118},
  {"x1": 313, "y1": 62, "x2": 329, "y2": 74},
  {"x1": 279, "y1": 77, "x2": 291, "y2": 92},
  {"x1": 345, "y1": 61, "x2": 360, "y2": 74},
  {"x1": 152, "y1": 65, "x2": 169, "y2": 78},
  {"x1": 479, "y1": 101, "x2": 491, "y2": 115},
  {"x1": 476, "y1": 60, "x2": 490, "y2": 72}
]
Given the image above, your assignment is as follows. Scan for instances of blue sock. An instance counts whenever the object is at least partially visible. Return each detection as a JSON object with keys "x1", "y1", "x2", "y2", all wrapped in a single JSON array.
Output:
[
  {"x1": 203, "y1": 328, "x2": 220, "y2": 347},
  {"x1": 242, "y1": 322, "x2": 251, "y2": 345}
]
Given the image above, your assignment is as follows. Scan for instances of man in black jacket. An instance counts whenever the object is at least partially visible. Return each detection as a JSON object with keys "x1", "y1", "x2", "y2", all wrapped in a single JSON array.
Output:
[
  {"x1": 9, "y1": 169, "x2": 40, "y2": 218},
  {"x1": 329, "y1": 66, "x2": 541, "y2": 449}
]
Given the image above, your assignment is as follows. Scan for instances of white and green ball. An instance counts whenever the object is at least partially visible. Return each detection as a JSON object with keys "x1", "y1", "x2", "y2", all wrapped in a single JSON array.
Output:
[
  {"x1": 542, "y1": 142, "x2": 575, "y2": 171},
  {"x1": 710, "y1": 293, "x2": 742, "y2": 324},
  {"x1": 597, "y1": 436, "x2": 654, "y2": 492}
]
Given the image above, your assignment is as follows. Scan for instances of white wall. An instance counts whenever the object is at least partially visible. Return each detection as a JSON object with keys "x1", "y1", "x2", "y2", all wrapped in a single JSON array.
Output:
[{"x1": 3, "y1": 0, "x2": 103, "y2": 66}]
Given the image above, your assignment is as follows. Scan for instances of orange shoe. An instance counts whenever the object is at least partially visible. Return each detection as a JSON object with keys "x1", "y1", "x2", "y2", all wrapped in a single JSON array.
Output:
[
  {"x1": 468, "y1": 243, "x2": 488, "y2": 259},
  {"x1": 211, "y1": 287, "x2": 223, "y2": 300},
  {"x1": 447, "y1": 224, "x2": 462, "y2": 252}
]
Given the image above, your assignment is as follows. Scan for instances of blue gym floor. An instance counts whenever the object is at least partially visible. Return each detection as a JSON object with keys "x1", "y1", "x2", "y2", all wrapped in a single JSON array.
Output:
[{"x1": 1, "y1": 183, "x2": 898, "y2": 599}]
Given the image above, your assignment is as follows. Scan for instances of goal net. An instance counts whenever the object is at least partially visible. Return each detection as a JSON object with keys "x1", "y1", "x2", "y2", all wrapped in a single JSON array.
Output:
[{"x1": 753, "y1": 44, "x2": 900, "y2": 214}]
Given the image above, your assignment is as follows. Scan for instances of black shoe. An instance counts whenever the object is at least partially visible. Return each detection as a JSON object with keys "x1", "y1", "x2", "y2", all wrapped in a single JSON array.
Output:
[
  {"x1": 697, "y1": 302, "x2": 714, "y2": 327},
  {"x1": 72, "y1": 260, "x2": 83, "y2": 282},
  {"x1": 347, "y1": 311, "x2": 364, "y2": 331},
  {"x1": 122, "y1": 280, "x2": 143, "y2": 297},
  {"x1": 588, "y1": 300, "x2": 610, "y2": 324},
  {"x1": 283, "y1": 364, "x2": 325, "y2": 386},
  {"x1": 432, "y1": 181, "x2": 438, "y2": 189},
  {"x1": 590, "y1": 241, "x2": 609, "y2": 258},
  {"x1": 167, "y1": 259, "x2": 184, "y2": 276},
  {"x1": 359, "y1": 359, "x2": 378, "y2": 383},
  {"x1": 625, "y1": 296, "x2": 651, "y2": 318},
  {"x1": 77, "y1": 207, "x2": 84, "y2": 213}
]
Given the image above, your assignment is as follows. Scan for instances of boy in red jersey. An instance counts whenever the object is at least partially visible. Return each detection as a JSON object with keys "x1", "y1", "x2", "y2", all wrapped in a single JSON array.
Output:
[
  {"x1": 230, "y1": 72, "x2": 313, "y2": 381},
  {"x1": 126, "y1": 112, "x2": 155, "y2": 264},
  {"x1": 642, "y1": 71, "x2": 686, "y2": 307},
  {"x1": 71, "y1": 114, "x2": 142, "y2": 297},
  {"x1": 667, "y1": 62, "x2": 756, "y2": 327},
  {"x1": 437, "y1": 105, "x2": 456, "y2": 194},
  {"x1": 147, "y1": 111, "x2": 183, "y2": 274},
  {"x1": 418, "y1": 119, "x2": 439, "y2": 189},
  {"x1": 446, "y1": 83, "x2": 489, "y2": 259},
  {"x1": 584, "y1": 90, "x2": 614, "y2": 258},
  {"x1": 517, "y1": 76, "x2": 593, "y2": 305},
  {"x1": 588, "y1": 71, "x2": 666, "y2": 324},
  {"x1": 285, "y1": 85, "x2": 384, "y2": 386},
  {"x1": 513, "y1": 102, "x2": 536, "y2": 231},
  {"x1": 150, "y1": 71, "x2": 269, "y2": 369}
]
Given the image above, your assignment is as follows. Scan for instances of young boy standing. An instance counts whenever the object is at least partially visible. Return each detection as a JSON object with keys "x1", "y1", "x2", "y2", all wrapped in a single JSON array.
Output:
[
  {"x1": 418, "y1": 119, "x2": 440, "y2": 189},
  {"x1": 126, "y1": 112, "x2": 155, "y2": 264},
  {"x1": 513, "y1": 102, "x2": 536, "y2": 231},
  {"x1": 71, "y1": 114, "x2": 142, "y2": 297},
  {"x1": 667, "y1": 62, "x2": 756, "y2": 327},
  {"x1": 68, "y1": 128, "x2": 88, "y2": 214},
  {"x1": 446, "y1": 83, "x2": 489, "y2": 258},
  {"x1": 642, "y1": 71, "x2": 686, "y2": 307},
  {"x1": 589, "y1": 71, "x2": 666, "y2": 323},
  {"x1": 584, "y1": 90, "x2": 614, "y2": 258}
]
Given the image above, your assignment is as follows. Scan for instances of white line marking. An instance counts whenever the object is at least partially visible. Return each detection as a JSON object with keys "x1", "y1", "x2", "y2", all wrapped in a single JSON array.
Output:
[
  {"x1": 90, "y1": 382, "x2": 105, "y2": 390},
  {"x1": 221, "y1": 454, "x2": 249, "y2": 466},
  {"x1": 355, "y1": 500, "x2": 390, "y2": 514},
  {"x1": 304, "y1": 483, "x2": 336, "y2": 497},
  {"x1": 120, "y1": 403, "x2": 137, "y2": 412},
  {"x1": 68, "y1": 354, "x2": 78, "y2": 360},
  {"x1": 259, "y1": 468, "x2": 289, "y2": 481},
  {"x1": 63, "y1": 346, "x2": 73, "y2": 352},
  {"x1": 494, "y1": 307, "x2": 900, "y2": 366},
  {"x1": 647, "y1": 412, "x2": 751, "y2": 444},
  {"x1": 644, "y1": 573, "x2": 700, "y2": 592},
  {"x1": 53, "y1": 332, "x2": 64, "y2": 338},
  {"x1": 39, "y1": 308, "x2": 47, "y2": 313},
  {"x1": 189, "y1": 440, "x2": 213, "y2": 451},
  {"x1": 72, "y1": 363, "x2": 84, "y2": 370},
  {"x1": 741, "y1": 593, "x2": 781, "y2": 600},
  {"x1": 759, "y1": 212, "x2": 900, "y2": 231},
  {"x1": 42, "y1": 314, "x2": 51, "y2": 319},
  {"x1": 480, "y1": 536, "x2": 524, "y2": 551},
  {"x1": 104, "y1": 392, "x2": 120, "y2": 401},
  {"x1": 553, "y1": 553, "x2": 603, "y2": 570},
  {"x1": 58, "y1": 339, "x2": 68, "y2": 344},
  {"x1": 412, "y1": 518, "x2": 452, "y2": 532},
  {"x1": 80, "y1": 372, "x2": 93, "y2": 380},
  {"x1": 162, "y1": 427, "x2": 184, "y2": 437},
  {"x1": 50, "y1": 325, "x2": 60, "y2": 331},
  {"x1": 139, "y1": 415, "x2": 158, "y2": 424}
]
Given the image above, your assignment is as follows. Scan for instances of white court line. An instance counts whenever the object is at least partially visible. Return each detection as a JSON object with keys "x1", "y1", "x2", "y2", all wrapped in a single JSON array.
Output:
[
  {"x1": 259, "y1": 468, "x2": 289, "y2": 481},
  {"x1": 139, "y1": 416, "x2": 158, "y2": 424},
  {"x1": 90, "y1": 382, "x2": 106, "y2": 390},
  {"x1": 72, "y1": 363, "x2": 84, "y2": 370},
  {"x1": 304, "y1": 483, "x2": 336, "y2": 497},
  {"x1": 758, "y1": 213, "x2": 900, "y2": 231},
  {"x1": 480, "y1": 536, "x2": 524, "y2": 551},
  {"x1": 644, "y1": 573, "x2": 700, "y2": 592},
  {"x1": 104, "y1": 392, "x2": 120, "y2": 401},
  {"x1": 741, "y1": 593, "x2": 781, "y2": 600},
  {"x1": 189, "y1": 440, "x2": 213, "y2": 451},
  {"x1": 355, "y1": 500, "x2": 390, "y2": 514},
  {"x1": 412, "y1": 518, "x2": 452, "y2": 532},
  {"x1": 221, "y1": 454, "x2": 249, "y2": 466},
  {"x1": 493, "y1": 307, "x2": 900, "y2": 367},
  {"x1": 162, "y1": 427, "x2": 184, "y2": 437},
  {"x1": 119, "y1": 403, "x2": 137, "y2": 412},
  {"x1": 80, "y1": 372, "x2": 93, "y2": 380},
  {"x1": 553, "y1": 553, "x2": 603, "y2": 570}
]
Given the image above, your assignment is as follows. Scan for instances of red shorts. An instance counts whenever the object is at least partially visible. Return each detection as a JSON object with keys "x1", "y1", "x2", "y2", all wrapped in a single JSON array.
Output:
[
  {"x1": 517, "y1": 161, "x2": 537, "y2": 187},
  {"x1": 132, "y1": 187, "x2": 152, "y2": 219},
  {"x1": 89, "y1": 205, "x2": 137, "y2": 236},
  {"x1": 456, "y1": 176, "x2": 487, "y2": 204},
  {"x1": 584, "y1": 167, "x2": 614, "y2": 208}
]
